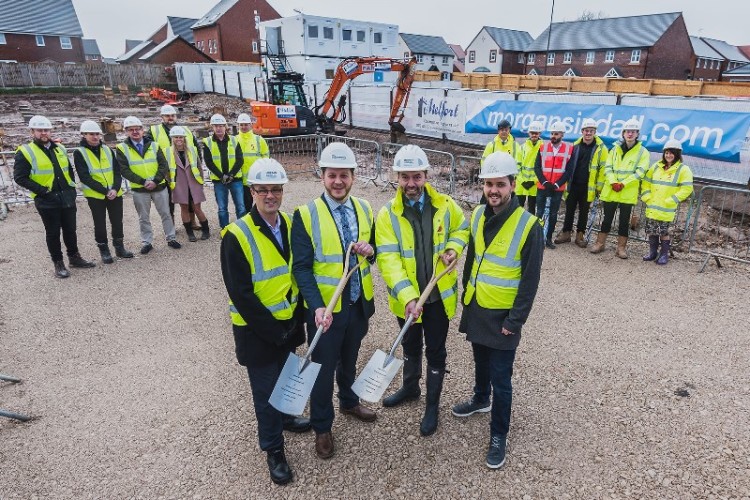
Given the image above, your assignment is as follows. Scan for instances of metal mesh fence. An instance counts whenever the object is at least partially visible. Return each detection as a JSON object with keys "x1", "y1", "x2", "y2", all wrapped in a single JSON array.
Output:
[
  {"x1": 318, "y1": 134, "x2": 381, "y2": 185},
  {"x1": 379, "y1": 142, "x2": 454, "y2": 194},
  {"x1": 265, "y1": 135, "x2": 319, "y2": 176},
  {"x1": 453, "y1": 155, "x2": 483, "y2": 206}
]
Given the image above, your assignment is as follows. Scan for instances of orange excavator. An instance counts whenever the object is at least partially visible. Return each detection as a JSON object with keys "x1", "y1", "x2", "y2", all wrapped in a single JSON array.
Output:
[{"x1": 251, "y1": 56, "x2": 417, "y2": 137}]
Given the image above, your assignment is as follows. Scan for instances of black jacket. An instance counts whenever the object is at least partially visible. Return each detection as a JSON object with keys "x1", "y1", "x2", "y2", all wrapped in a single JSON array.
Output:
[
  {"x1": 115, "y1": 137, "x2": 169, "y2": 192},
  {"x1": 13, "y1": 140, "x2": 77, "y2": 209},
  {"x1": 534, "y1": 142, "x2": 574, "y2": 188},
  {"x1": 565, "y1": 140, "x2": 597, "y2": 189},
  {"x1": 72, "y1": 139, "x2": 123, "y2": 196},
  {"x1": 202, "y1": 134, "x2": 243, "y2": 180}
]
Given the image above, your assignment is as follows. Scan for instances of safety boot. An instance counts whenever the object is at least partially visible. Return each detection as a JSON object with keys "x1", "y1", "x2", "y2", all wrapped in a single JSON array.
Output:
[
  {"x1": 383, "y1": 354, "x2": 421, "y2": 407},
  {"x1": 420, "y1": 366, "x2": 445, "y2": 437},
  {"x1": 553, "y1": 231, "x2": 571, "y2": 244},
  {"x1": 200, "y1": 219, "x2": 210, "y2": 240},
  {"x1": 113, "y1": 238, "x2": 134, "y2": 258},
  {"x1": 615, "y1": 236, "x2": 629, "y2": 259},
  {"x1": 54, "y1": 260, "x2": 70, "y2": 278},
  {"x1": 183, "y1": 222, "x2": 197, "y2": 242},
  {"x1": 97, "y1": 243, "x2": 114, "y2": 264},
  {"x1": 656, "y1": 239, "x2": 670, "y2": 265},
  {"x1": 643, "y1": 235, "x2": 659, "y2": 261},
  {"x1": 575, "y1": 231, "x2": 587, "y2": 248},
  {"x1": 69, "y1": 252, "x2": 96, "y2": 268},
  {"x1": 589, "y1": 232, "x2": 608, "y2": 254}
]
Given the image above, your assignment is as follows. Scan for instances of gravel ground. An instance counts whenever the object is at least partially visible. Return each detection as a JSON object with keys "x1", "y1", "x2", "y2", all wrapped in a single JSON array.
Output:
[{"x1": 1, "y1": 177, "x2": 749, "y2": 499}]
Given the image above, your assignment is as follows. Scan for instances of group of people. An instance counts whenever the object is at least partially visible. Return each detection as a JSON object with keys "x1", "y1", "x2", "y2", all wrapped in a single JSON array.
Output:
[
  {"x1": 220, "y1": 141, "x2": 543, "y2": 485},
  {"x1": 13, "y1": 107, "x2": 269, "y2": 277},
  {"x1": 482, "y1": 117, "x2": 694, "y2": 264}
]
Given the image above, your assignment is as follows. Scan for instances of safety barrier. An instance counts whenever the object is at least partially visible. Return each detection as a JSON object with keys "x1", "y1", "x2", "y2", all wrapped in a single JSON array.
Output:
[
  {"x1": 453, "y1": 155, "x2": 483, "y2": 207},
  {"x1": 265, "y1": 134, "x2": 320, "y2": 177},
  {"x1": 687, "y1": 185, "x2": 750, "y2": 271},
  {"x1": 318, "y1": 134, "x2": 382, "y2": 186},
  {"x1": 379, "y1": 142, "x2": 455, "y2": 194}
]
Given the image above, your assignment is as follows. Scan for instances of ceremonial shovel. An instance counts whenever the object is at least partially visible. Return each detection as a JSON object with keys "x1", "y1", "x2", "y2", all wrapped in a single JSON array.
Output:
[
  {"x1": 352, "y1": 259, "x2": 457, "y2": 403},
  {"x1": 269, "y1": 243, "x2": 364, "y2": 416}
]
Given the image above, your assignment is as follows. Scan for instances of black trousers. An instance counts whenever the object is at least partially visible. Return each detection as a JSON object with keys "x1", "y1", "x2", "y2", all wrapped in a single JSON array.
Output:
[
  {"x1": 516, "y1": 195, "x2": 536, "y2": 215},
  {"x1": 36, "y1": 205, "x2": 79, "y2": 262},
  {"x1": 396, "y1": 301, "x2": 449, "y2": 370},
  {"x1": 307, "y1": 298, "x2": 368, "y2": 434},
  {"x1": 86, "y1": 196, "x2": 124, "y2": 245},
  {"x1": 562, "y1": 184, "x2": 591, "y2": 233},
  {"x1": 601, "y1": 201, "x2": 634, "y2": 237},
  {"x1": 243, "y1": 185, "x2": 254, "y2": 214}
]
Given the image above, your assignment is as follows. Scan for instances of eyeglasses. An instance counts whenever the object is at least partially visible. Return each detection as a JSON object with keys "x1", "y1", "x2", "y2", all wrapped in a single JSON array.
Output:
[{"x1": 252, "y1": 187, "x2": 283, "y2": 196}]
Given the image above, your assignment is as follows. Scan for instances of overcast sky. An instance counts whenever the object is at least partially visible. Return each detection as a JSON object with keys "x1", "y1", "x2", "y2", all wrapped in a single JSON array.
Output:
[{"x1": 72, "y1": 0, "x2": 748, "y2": 58}]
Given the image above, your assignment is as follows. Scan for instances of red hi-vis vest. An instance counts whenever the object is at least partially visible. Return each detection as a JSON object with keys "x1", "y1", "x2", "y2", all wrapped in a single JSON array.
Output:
[{"x1": 536, "y1": 141, "x2": 572, "y2": 191}]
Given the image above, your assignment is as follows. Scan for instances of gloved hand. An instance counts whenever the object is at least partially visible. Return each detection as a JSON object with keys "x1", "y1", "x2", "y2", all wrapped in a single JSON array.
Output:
[
  {"x1": 222, "y1": 174, "x2": 231, "y2": 185},
  {"x1": 611, "y1": 182, "x2": 624, "y2": 192},
  {"x1": 545, "y1": 182, "x2": 555, "y2": 193},
  {"x1": 521, "y1": 181, "x2": 535, "y2": 190}
]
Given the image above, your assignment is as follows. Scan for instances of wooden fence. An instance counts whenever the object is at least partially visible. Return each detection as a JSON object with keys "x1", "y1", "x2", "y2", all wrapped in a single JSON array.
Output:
[
  {"x1": 0, "y1": 63, "x2": 174, "y2": 89},
  {"x1": 415, "y1": 71, "x2": 750, "y2": 98}
]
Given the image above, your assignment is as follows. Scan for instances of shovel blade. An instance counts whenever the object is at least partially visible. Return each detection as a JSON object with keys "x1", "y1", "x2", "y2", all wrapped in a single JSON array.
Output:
[
  {"x1": 269, "y1": 353, "x2": 322, "y2": 416},
  {"x1": 351, "y1": 349, "x2": 404, "y2": 403}
]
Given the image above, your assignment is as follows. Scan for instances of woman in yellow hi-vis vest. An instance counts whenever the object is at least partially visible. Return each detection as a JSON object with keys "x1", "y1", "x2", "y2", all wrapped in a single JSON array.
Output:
[{"x1": 165, "y1": 127, "x2": 210, "y2": 242}]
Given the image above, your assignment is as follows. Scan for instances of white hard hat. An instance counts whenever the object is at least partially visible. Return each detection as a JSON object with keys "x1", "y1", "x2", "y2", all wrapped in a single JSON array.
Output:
[
  {"x1": 622, "y1": 119, "x2": 641, "y2": 131},
  {"x1": 580, "y1": 118, "x2": 598, "y2": 131},
  {"x1": 527, "y1": 121, "x2": 544, "y2": 133},
  {"x1": 210, "y1": 114, "x2": 227, "y2": 126},
  {"x1": 663, "y1": 139, "x2": 683, "y2": 151},
  {"x1": 237, "y1": 113, "x2": 253, "y2": 124},
  {"x1": 169, "y1": 126, "x2": 187, "y2": 138},
  {"x1": 393, "y1": 144, "x2": 430, "y2": 172},
  {"x1": 79, "y1": 120, "x2": 103, "y2": 134},
  {"x1": 247, "y1": 158, "x2": 289, "y2": 185},
  {"x1": 123, "y1": 116, "x2": 143, "y2": 128},
  {"x1": 479, "y1": 152, "x2": 518, "y2": 179},
  {"x1": 160, "y1": 104, "x2": 177, "y2": 115},
  {"x1": 318, "y1": 142, "x2": 357, "y2": 169},
  {"x1": 28, "y1": 115, "x2": 53, "y2": 129},
  {"x1": 549, "y1": 121, "x2": 567, "y2": 133}
]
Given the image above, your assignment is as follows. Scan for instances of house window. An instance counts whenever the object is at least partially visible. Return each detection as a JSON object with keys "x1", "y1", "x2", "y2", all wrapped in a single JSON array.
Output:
[
  {"x1": 586, "y1": 51, "x2": 595, "y2": 64},
  {"x1": 468, "y1": 50, "x2": 475, "y2": 63},
  {"x1": 695, "y1": 58, "x2": 701, "y2": 69},
  {"x1": 703, "y1": 59, "x2": 708, "y2": 69},
  {"x1": 308, "y1": 25, "x2": 318, "y2": 38},
  {"x1": 605, "y1": 50, "x2": 614, "y2": 62},
  {"x1": 0, "y1": 33, "x2": 6, "y2": 44},
  {"x1": 342, "y1": 29, "x2": 352, "y2": 41},
  {"x1": 60, "y1": 36, "x2": 72, "y2": 49},
  {"x1": 36, "y1": 35, "x2": 45, "y2": 46},
  {"x1": 323, "y1": 27, "x2": 333, "y2": 40},
  {"x1": 563, "y1": 68, "x2": 577, "y2": 77},
  {"x1": 528, "y1": 53, "x2": 535, "y2": 64},
  {"x1": 373, "y1": 32, "x2": 382, "y2": 44},
  {"x1": 430, "y1": 55, "x2": 435, "y2": 63},
  {"x1": 490, "y1": 50, "x2": 497, "y2": 63},
  {"x1": 252, "y1": 40, "x2": 259, "y2": 53},
  {"x1": 710, "y1": 59, "x2": 715, "y2": 69},
  {"x1": 518, "y1": 53, "x2": 525, "y2": 64},
  {"x1": 630, "y1": 49, "x2": 641, "y2": 64},
  {"x1": 416, "y1": 54, "x2": 423, "y2": 63},
  {"x1": 442, "y1": 56, "x2": 449, "y2": 65},
  {"x1": 404, "y1": 52, "x2": 409, "y2": 59},
  {"x1": 563, "y1": 51, "x2": 572, "y2": 64},
  {"x1": 547, "y1": 52, "x2": 555, "y2": 65},
  {"x1": 356, "y1": 30, "x2": 365, "y2": 42}
]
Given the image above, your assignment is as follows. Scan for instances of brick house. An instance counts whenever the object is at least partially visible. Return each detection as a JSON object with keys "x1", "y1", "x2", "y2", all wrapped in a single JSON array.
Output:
[
  {"x1": 449, "y1": 44, "x2": 465, "y2": 72},
  {"x1": 117, "y1": 17, "x2": 213, "y2": 65},
  {"x1": 524, "y1": 12, "x2": 693, "y2": 80},
  {"x1": 0, "y1": 0, "x2": 85, "y2": 63},
  {"x1": 83, "y1": 39, "x2": 102, "y2": 63},
  {"x1": 192, "y1": 0, "x2": 281, "y2": 63},
  {"x1": 723, "y1": 63, "x2": 750, "y2": 83},
  {"x1": 464, "y1": 27, "x2": 532, "y2": 74},
  {"x1": 399, "y1": 33, "x2": 454, "y2": 77},
  {"x1": 699, "y1": 37, "x2": 750, "y2": 81},
  {"x1": 691, "y1": 36, "x2": 728, "y2": 81}
]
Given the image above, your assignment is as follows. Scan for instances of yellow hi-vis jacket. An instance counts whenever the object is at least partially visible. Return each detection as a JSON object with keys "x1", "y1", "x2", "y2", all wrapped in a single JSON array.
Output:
[
  {"x1": 572, "y1": 136, "x2": 609, "y2": 202},
  {"x1": 202, "y1": 135, "x2": 241, "y2": 181},
  {"x1": 77, "y1": 145, "x2": 122, "y2": 199},
  {"x1": 222, "y1": 212, "x2": 298, "y2": 325},
  {"x1": 463, "y1": 205, "x2": 538, "y2": 309},
  {"x1": 481, "y1": 134, "x2": 521, "y2": 166},
  {"x1": 516, "y1": 139, "x2": 542, "y2": 196},
  {"x1": 296, "y1": 196, "x2": 374, "y2": 313},
  {"x1": 600, "y1": 141, "x2": 650, "y2": 205},
  {"x1": 165, "y1": 144, "x2": 204, "y2": 190},
  {"x1": 237, "y1": 131, "x2": 270, "y2": 185},
  {"x1": 17, "y1": 143, "x2": 76, "y2": 199},
  {"x1": 640, "y1": 160, "x2": 694, "y2": 223},
  {"x1": 116, "y1": 142, "x2": 163, "y2": 189},
  {"x1": 149, "y1": 124, "x2": 195, "y2": 152},
  {"x1": 375, "y1": 183, "x2": 469, "y2": 321}
]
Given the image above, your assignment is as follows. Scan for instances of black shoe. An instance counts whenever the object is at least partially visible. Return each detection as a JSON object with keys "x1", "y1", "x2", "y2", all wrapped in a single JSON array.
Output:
[
  {"x1": 183, "y1": 223, "x2": 197, "y2": 242},
  {"x1": 420, "y1": 366, "x2": 445, "y2": 437},
  {"x1": 54, "y1": 260, "x2": 70, "y2": 278},
  {"x1": 451, "y1": 398, "x2": 491, "y2": 417},
  {"x1": 200, "y1": 219, "x2": 210, "y2": 240},
  {"x1": 283, "y1": 416, "x2": 312, "y2": 433},
  {"x1": 167, "y1": 239, "x2": 182, "y2": 249},
  {"x1": 69, "y1": 253, "x2": 96, "y2": 268},
  {"x1": 97, "y1": 243, "x2": 114, "y2": 264},
  {"x1": 140, "y1": 243, "x2": 153, "y2": 255},
  {"x1": 486, "y1": 435, "x2": 507, "y2": 469},
  {"x1": 545, "y1": 239, "x2": 556, "y2": 250},
  {"x1": 266, "y1": 449, "x2": 293, "y2": 485},
  {"x1": 114, "y1": 239, "x2": 134, "y2": 258}
]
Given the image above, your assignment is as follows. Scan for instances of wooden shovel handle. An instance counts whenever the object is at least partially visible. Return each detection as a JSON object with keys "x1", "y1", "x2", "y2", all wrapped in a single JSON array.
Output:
[
  {"x1": 323, "y1": 242, "x2": 365, "y2": 317},
  {"x1": 414, "y1": 259, "x2": 458, "y2": 310}
]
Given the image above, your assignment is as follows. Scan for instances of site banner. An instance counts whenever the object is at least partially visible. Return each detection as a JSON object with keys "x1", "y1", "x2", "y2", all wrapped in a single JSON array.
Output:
[
  {"x1": 410, "y1": 95, "x2": 466, "y2": 135},
  {"x1": 465, "y1": 99, "x2": 750, "y2": 163}
]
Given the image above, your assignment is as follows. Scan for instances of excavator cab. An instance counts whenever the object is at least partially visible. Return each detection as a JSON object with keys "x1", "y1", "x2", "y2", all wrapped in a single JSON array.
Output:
[{"x1": 251, "y1": 72, "x2": 317, "y2": 137}]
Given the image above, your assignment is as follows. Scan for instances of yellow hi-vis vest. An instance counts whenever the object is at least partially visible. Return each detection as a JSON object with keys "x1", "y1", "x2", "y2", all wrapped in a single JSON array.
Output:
[
  {"x1": 17, "y1": 143, "x2": 76, "y2": 199},
  {"x1": 572, "y1": 136, "x2": 609, "y2": 202},
  {"x1": 640, "y1": 160, "x2": 694, "y2": 223},
  {"x1": 150, "y1": 124, "x2": 195, "y2": 152},
  {"x1": 516, "y1": 139, "x2": 542, "y2": 196},
  {"x1": 296, "y1": 196, "x2": 374, "y2": 313},
  {"x1": 116, "y1": 142, "x2": 163, "y2": 189},
  {"x1": 165, "y1": 144, "x2": 204, "y2": 190},
  {"x1": 77, "y1": 145, "x2": 122, "y2": 199},
  {"x1": 202, "y1": 135, "x2": 241, "y2": 181},
  {"x1": 237, "y1": 131, "x2": 270, "y2": 185},
  {"x1": 600, "y1": 141, "x2": 649, "y2": 205},
  {"x1": 222, "y1": 212, "x2": 298, "y2": 325},
  {"x1": 375, "y1": 183, "x2": 469, "y2": 321},
  {"x1": 464, "y1": 205, "x2": 538, "y2": 309},
  {"x1": 482, "y1": 134, "x2": 521, "y2": 165}
]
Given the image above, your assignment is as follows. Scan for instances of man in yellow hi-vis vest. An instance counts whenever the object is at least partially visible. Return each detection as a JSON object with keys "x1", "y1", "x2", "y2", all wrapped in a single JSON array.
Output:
[
  {"x1": 452, "y1": 151, "x2": 543, "y2": 470},
  {"x1": 236, "y1": 113, "x2": 270, "y2": 211}
]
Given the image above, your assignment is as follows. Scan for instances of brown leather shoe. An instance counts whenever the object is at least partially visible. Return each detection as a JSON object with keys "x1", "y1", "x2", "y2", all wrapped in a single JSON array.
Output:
[
  {"x1": 315, "y1": 432, "x2": 334, "y2": 459},
  {"x1": 340, "y1": 404, "x2": 377, "y2": 422}
]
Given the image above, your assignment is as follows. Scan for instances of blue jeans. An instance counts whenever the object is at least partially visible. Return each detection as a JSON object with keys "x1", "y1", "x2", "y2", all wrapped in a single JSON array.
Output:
[
  {"x1": 471, "y1": 343, "x2": 517, "y2": 437},
  {"x1": 214, "y1": 180, "x2": 245, "y2": 229},
  {"x1": 535, "y1": 190, "x2": 564, "y2": 241}
]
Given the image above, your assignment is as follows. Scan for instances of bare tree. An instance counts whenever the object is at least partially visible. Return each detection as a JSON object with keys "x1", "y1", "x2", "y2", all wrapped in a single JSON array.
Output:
[{"x1": 577, "y1": 10, "x2": 607, "y2": 21}]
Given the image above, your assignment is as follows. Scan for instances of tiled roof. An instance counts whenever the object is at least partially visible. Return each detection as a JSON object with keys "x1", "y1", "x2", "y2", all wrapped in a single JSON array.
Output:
[
  {"x1": 449, "y1": 44, "x2": 465, "y2": 60},
  {"x1": 82, "y1": 39, "x2": 101, "y2": 56},
  {"x1": 168, "y1": 16, "x2": 198, "y2": 44},
  {"x1": 724, "y1": 62, "x2": 750, "y2": 76},
  {"x1": 483, "y1": 27, "x2": 533, "y2": 52},
  {"x1": 701, "y1": 38, "x2": 750, "y2": 63},
  {"x1": 690, "y1": 36, "x2": 723, "y2": 59},
  {"x1": 400, "y1": 33, "x2": 453, "y2": 57},
  {"x1": 192, "y1": 0, "x2": 238, "y2": 29},
  {"x1": 125, "y1": 39, "x2": 144, "y2": 52},
  {"x1": 116, "y1": 40, "x2": 153, "y2": 62},
  {"x1": 0, "y1": 0, "x2": 83, "y2": 37},
  {"x1": 526, "y1": 12, "x2": 681, "y2": 52}
]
